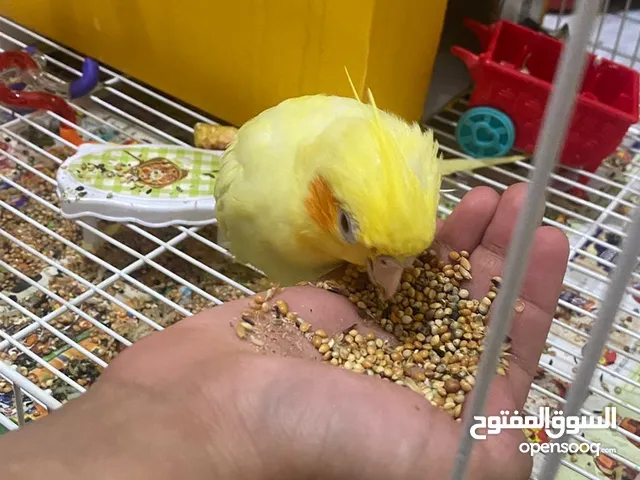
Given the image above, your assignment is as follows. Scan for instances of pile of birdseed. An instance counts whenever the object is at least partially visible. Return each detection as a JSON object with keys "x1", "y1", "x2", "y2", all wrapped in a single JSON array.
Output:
[{"x1": 233, "y1": 249, "x2": 512, "y2": 420}]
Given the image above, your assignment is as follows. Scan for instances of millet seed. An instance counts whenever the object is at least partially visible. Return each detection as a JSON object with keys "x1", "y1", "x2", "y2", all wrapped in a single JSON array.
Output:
[{"x1": 236, "y1": 249, "x2": 514, "y2": 420}]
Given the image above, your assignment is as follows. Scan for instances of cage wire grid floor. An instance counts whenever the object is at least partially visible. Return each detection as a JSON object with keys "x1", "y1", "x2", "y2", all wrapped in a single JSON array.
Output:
[
  {"x1": 0, "y1": 14, "x2": 638, "y2": 480},
  {"x1": 542, "y1": 2, "x2": 640, "y2": 70}
]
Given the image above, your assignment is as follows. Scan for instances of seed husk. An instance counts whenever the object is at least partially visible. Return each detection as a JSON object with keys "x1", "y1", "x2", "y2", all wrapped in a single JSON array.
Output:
[
  {"x1": 235, "y1": 323, "x2": 246, "y2": 339},
  {"x1": 459, "y1": 257, "x2": 471, "y2": 271},
  {"x1": 299, "y1": 322, "x2": 312, "y2": 333},
  {"x1": 241, "y1": 313, "x2": 256, "y2": 325}
]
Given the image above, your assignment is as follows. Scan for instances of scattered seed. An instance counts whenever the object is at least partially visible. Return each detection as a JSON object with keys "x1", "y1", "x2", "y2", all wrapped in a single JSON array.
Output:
[
  {"x1": 250, "y1": 301, "x2": 262, "y2": 311},
  {"x1": 275, "y1": 300, "x2": 289, "y2": 316},
  {"x1": 514, "y1": 300, "x2": 525, "y2": 313},
  {"x1": 240, "y1": 321, "x2": 254, "y2": 331},
  {"x1": 235, "y1": 323, "x2": 246, "y2": 339},
  {"x1": 299, "y1": 322, "x2": 311, "y2": 333},
  {"x1": 315, "y1": 329, "x2": 328, "y2": 338},
  {"x1": 459, "y1": 257, "x2": 471, "y2": 271}
]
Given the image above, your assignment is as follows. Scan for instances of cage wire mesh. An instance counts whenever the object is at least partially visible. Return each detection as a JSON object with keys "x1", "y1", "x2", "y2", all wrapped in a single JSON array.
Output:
[{"x1": 0, "y1": 0, "x2": 638, "y2": 478}]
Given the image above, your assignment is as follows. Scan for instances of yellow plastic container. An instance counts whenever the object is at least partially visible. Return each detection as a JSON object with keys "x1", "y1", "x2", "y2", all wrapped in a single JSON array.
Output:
[{"x1": 2, "y1": 0, "x2": 448, "y2": 126}]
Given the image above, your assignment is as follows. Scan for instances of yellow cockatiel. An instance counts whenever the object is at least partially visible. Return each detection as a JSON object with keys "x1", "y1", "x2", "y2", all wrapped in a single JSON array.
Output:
[{"x1": 214, "y1": 82, "x2": 522, "y2": 298}]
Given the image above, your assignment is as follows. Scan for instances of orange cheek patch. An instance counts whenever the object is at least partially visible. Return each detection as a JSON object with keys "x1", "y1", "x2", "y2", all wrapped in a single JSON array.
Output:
[{"x1": 305, "y1": 176, "x2": 338, "y2": 232}]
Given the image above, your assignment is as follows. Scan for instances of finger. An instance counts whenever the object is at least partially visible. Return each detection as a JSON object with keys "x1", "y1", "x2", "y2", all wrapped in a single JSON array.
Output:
[
  {"x1": 433, "y1": 186, "x2": 501, "y2": 258},
  {"x1": 469, "y1": 183, "x2": 569, "y2": 408}
]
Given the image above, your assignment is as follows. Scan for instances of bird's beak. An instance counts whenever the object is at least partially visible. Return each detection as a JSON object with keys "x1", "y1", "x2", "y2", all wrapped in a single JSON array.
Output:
[{"x1": 366, "y1": 255, "x2": 415, "y2": 300}]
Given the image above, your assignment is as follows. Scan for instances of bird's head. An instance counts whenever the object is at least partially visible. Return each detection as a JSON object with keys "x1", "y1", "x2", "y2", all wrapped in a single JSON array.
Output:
[{"x1": 298, "y1": 97, "x2": 442, "y2": 299}]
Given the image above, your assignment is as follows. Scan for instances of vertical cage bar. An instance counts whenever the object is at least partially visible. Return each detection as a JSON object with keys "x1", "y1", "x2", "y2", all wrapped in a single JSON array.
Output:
[
  {"x1": 537, "y1": 202, "x2": 640, "y2": 479},
  {"x1": 501, "y1": 0, "x2": 528, "y2": 21},
  {"x1": 13, "y1": 384, "x2": 25, "y2": 427},
  {"x1": 592, "y1": 0, "x2": 611, "y2": 53},
  {"x1": 630, "y1": 27, "x2": 640, "y2": 68},
  {"x1": 610, "y1": 0, "x2": 633, "y2": 61},
  {"x1": 449, "y1": 1, "x2": 601, "y2": 478},
  {"x1": 555, "y1": 0, "x2": 569, "y2": 30}
]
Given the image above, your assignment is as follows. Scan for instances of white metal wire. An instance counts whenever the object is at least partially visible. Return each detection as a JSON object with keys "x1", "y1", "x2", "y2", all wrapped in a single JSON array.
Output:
[
  {"x1": 540, "y1": 177, "x2": 640, "y2": 479},
  {"x1": 541, "y1": 0, "x2": 640, "y2": 67},
  {"x1": 0, "y1": 6, "x2": 637, "y2": 480}
]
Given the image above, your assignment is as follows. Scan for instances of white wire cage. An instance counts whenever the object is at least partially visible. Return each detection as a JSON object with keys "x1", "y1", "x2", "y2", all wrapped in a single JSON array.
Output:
[{"x1": 0, "y1": 1, "x2": 638, "y2": 479}]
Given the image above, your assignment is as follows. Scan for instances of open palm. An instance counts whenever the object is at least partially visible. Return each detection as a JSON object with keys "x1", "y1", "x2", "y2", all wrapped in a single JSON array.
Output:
[{"x1": 14, "y1": 183, "x2": 569, "y2": 480}]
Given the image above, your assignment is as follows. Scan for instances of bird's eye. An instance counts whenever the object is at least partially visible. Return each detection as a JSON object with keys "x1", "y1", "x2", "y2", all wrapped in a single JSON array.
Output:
[{"x1": 337, "y1": 208, "x2": 357, "y2": 244}]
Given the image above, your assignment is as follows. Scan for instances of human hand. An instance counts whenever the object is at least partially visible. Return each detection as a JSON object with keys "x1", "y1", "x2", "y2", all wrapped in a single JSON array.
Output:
[{"x1": 3, "y1": 183, "x2": 569, "y2": 480}]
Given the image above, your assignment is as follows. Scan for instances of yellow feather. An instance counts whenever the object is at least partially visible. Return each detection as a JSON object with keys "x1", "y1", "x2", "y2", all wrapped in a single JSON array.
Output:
[
  {"x1": 440, "y1": 155, "x2": 527, "y2": 176},
  {"x1": 343, "y1": 66, "x2": 361, "y2": 103}
]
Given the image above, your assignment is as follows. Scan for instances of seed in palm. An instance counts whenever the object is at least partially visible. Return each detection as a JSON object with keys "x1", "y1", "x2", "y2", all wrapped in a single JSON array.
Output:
[{"x1": 304, "y1": 249, "x2": 512, "y2": 419}]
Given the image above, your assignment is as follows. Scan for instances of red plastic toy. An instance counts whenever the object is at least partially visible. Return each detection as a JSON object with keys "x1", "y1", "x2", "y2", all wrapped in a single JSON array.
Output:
[
  {"x1": 0, "y1": 49, "x2": 99, "y2": 147},
  {"x1": 451, "y1": 19, "x2": 640, "y2": 193}
]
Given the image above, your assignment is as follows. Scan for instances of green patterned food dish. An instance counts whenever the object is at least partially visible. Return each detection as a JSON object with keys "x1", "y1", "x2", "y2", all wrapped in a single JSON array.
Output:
[{"x1": 56, "y1": 144, "x2": 221, "y2": 227}]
